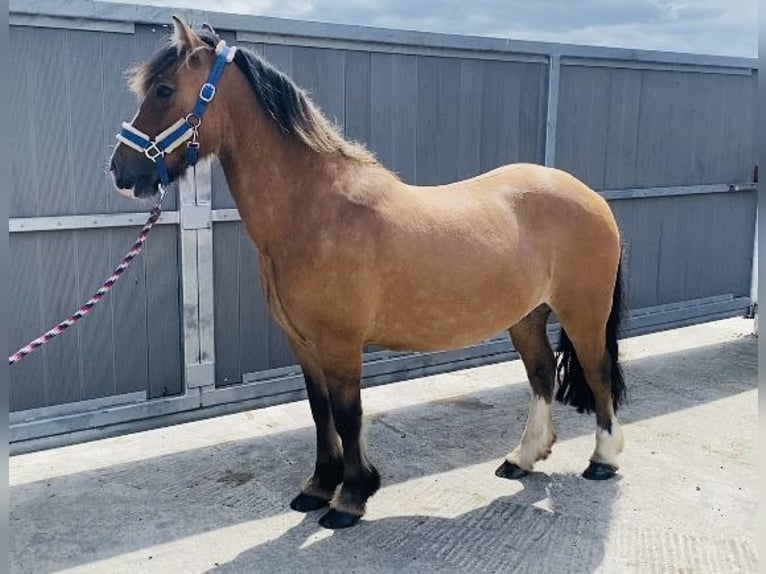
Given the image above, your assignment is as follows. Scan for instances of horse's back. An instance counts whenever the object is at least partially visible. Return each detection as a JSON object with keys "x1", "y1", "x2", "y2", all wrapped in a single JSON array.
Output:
[{"x1": 391, "y1": 162, "x2": 618, "y2": 253}]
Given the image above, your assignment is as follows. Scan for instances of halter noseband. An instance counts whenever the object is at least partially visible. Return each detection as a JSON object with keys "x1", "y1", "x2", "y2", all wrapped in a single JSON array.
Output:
[{"x1": 116, "y1": 40, "x2": 237, "y2": 187}]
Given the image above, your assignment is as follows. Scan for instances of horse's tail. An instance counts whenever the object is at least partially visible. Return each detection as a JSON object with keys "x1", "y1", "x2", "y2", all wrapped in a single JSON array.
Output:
[{"x1": 555, "y1": 256, "x2": 626, "y2": 413}]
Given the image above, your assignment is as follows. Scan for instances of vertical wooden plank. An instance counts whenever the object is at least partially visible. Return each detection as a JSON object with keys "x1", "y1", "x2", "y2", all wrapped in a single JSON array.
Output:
[
  {"x1": 111, "y1": 227, "x2": 149, "y2": 395},
  {"x1": 144, "y1": 226, "x2": 182, "y2": 398},
  {"x1": 370, "y1": 53, "x2": 417, "y2": 181},
  {"x1": 715, "y1": 74, "x2": 742, "y2": 184},
  {"x1": 344, "y1": 50, "x2": 371, "y2": 147},
  {"x1": 291, "y1": 46, "x2": 322, "y2": 101},
  {"x1": 102, "y1": 27, "x2": 147, "y2": 214},
  {"x1": 553, "y1": 65, "x2": 577, "y2": 180},
  {"x1": 654, "y1": 196, "x2": 690, "y2": 304},
  {"x1": 581, "y1": 67, "x2": 611, "y2": 189},
  {"x1": 728, "y1": 74, "x2": 754, "y2": 184},
  {"x1": 625, "y1": 197, "x2": 661, "y2": 308},
  {"x1": 436, "y1": 58, "x2": 461, "y2": 185},
  {"x1": 604, "y1": 69, "x2": 641, "y2": 189},
  {"x1": 9, "y1": 234, "x2": 46, "y2": 411},
  {"x1": 663, "y1": 73, "x2": 690, "y2": 187},
  {"x1": 457, "y1": 59, "x2": 483, "y2": 180},
  {"x1": 263, "y1": 43, "x2": 293, "y2": 75},
  {"x1": 76, "y1": 228, "x2": 118, "y2": 400},
  {"x1": 239, "y1": 224, "x2": 270, "y2": 374},
  {"x1": 213, "y1": 223, "x2": 241, "y2": 386},
  {"x1": 28, "y1": 28, "x2": 75, "y2": 216},
  {"x1": 518, "y1": 62, "x2": 545, "y2": 165},
  {"x1": 391, "y1": 55, "x2": 418, "y2": 182},
  {"x1": 370, "y1": 53, "x2": 394, "y2": 169},
  {"x1": 416, "y1": 56, "x2": 439, "y2": 185},
  {"x1": 635, "y1": 70, "x2": 669, "y2": 188},
  {"x1": 318, "y1": 49, "x2": 345, "y2": 127},
  {"x1": 692, "y1": 73, "x2": 717, "y2": 185},
  {"x1": 38, "y1": 232, "x2": 80, "y2": 405},
  {"x1": 479, "y1": 60, "x2": 521, "y2": 173},
  {"x1": 10, "y1": 27, "x2": 39, "y2": 218},
  {"x1": 68, "y1": 30, "x2": 108, "y2": 215}
]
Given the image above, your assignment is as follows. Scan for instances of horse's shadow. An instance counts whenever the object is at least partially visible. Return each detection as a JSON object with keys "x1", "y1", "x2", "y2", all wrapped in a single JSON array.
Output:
[{"x1": 209, "y1": 470, "x2": 621, "y2": 574}]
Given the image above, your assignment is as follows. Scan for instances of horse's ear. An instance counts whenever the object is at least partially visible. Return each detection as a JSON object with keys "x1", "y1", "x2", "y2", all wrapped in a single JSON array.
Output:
[
  {"x1": 201, "y1": 22, "x2": 219, "y2": 40},
  {"x1": 171, "y1": 15, "x2": 202, "y2": 52}
]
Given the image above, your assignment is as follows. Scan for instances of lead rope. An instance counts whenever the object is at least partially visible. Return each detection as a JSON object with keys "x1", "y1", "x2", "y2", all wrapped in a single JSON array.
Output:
[{"x1": 9, "y1": 186, "x2": 168, "y2": 365}]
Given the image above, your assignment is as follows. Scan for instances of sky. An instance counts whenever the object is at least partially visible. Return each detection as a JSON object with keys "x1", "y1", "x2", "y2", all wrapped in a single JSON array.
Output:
[{"x1": 108, "y1": 0, "x2": 758, "y2": 57}]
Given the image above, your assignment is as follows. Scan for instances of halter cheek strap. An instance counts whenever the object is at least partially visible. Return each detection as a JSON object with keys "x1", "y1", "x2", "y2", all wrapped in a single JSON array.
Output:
[{"x1": 117, "y1": 40, "x2": 237, "y2": 187}]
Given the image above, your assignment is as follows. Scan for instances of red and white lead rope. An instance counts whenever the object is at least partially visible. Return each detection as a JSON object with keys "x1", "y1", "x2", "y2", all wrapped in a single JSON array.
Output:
[{"x1": 9, "y1": 188, "x2": 167, "y2": 366}]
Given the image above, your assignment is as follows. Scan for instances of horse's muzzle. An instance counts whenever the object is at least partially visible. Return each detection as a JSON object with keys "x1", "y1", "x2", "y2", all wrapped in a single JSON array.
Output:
[{"x1": 110, "y1": 148, "x2": 160, "y2": 198}]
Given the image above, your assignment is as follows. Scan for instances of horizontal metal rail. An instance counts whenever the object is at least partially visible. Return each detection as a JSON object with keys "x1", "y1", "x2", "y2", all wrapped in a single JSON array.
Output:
[
  {"x1": 9, "y1": 13, "x2": 135, "y2": 34},
  {"x1": 599, "y1": 183, "x2": 757, "y2": 200},
  {"x1": 210, "y1": 183, "x2": 757, "y2": 224},
  {"x1": 9, "y1": 0, "x2": 756, "y2": 71},
  {"x1": 9, "y1": 212, "x2": 180, "y2": 233},
  {"x1": 8, "y1": 184, "x2": 755, "y2": 233}
]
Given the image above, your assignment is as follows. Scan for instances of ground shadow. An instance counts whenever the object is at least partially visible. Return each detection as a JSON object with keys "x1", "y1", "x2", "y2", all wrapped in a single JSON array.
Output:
[
  {"x1": 9, "y1": 335, "x2": 756, "y2": 573},
  {"x1": 210, "y1": 472, "x2": 622, "y2": 573}
]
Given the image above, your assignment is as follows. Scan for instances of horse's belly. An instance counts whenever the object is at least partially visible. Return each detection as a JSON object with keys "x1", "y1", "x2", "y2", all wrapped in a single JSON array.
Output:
[{"x1": 370, "y1": 274, "x2": 543, "y2": 352}]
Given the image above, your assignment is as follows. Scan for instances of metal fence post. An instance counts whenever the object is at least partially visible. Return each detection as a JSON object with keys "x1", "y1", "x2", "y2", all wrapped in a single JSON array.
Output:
[
  {"x1": 544, "y1": 53, "x2": 561, "y2": 167},
  {"x1": 750, "y1": 211, "x2": 758, "y2": 334},
  {"x1": 179, "y1": 157, "x2": 216, "y2": 394}
]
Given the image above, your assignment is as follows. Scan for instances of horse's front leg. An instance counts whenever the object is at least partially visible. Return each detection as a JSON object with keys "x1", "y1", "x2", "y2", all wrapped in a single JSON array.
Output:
[
  {"x1": 290, "y1": 368, "x2": 344, "y2": 512},
  {"x1": 317, "y1": 347, "x2": 380, "y2": 529}
]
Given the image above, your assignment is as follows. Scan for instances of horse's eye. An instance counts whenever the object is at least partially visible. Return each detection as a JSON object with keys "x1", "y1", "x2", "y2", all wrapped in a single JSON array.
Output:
[{"x1": 156, "y1": 84, "x2": 174, "y2": 99}]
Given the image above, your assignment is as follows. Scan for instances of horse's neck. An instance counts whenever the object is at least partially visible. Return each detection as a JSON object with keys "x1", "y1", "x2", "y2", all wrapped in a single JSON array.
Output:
[{"x1": 218, "y1": 106, "x2": 332, "y2": 257}]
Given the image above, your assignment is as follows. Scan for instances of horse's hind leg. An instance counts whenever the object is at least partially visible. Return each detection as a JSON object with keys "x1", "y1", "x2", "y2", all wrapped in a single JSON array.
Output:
[
  {"x1": 496, "y1": 304, "x2": 557, "y2": 480},
  {"x1": 554, "y1": 282, "x2": 626, "y2": 480}
]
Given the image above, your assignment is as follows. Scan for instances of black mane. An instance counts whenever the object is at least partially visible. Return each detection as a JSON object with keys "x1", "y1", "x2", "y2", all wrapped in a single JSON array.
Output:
[{"x1": 130, "y1": 30, "x2": 375, "y2": 162}]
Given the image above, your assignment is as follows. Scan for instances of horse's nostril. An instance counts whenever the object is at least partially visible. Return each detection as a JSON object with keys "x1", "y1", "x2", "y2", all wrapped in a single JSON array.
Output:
[{"x1": 109, "y1": 159, "x2": 118, "y2": 173}]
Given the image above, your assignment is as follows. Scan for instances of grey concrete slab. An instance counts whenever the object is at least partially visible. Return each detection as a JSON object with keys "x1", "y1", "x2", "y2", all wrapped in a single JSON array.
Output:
[{"x1": 10, "y1": 318, "x2": 757, "y2": 573}]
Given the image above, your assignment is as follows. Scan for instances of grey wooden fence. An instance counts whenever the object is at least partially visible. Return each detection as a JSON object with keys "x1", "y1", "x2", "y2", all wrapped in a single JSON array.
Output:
[{"x1": 8, "y1": 0, "x2": 757, "y2": 452}]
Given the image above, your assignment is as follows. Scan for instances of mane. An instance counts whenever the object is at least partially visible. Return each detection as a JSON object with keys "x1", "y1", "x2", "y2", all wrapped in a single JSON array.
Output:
[{"x1": 128, "y1": 31, "x2": 377, "y2": 165}]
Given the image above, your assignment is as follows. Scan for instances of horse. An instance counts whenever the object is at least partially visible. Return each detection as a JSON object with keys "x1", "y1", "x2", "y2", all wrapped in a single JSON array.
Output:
[{"x1": 110, "y1": 17, "x2": 627, "y2": 529}]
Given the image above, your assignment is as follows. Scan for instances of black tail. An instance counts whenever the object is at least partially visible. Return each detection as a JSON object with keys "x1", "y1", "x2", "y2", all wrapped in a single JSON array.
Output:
[{"x1": 555, "y1": 258, "x2": 627, "y2": 414}]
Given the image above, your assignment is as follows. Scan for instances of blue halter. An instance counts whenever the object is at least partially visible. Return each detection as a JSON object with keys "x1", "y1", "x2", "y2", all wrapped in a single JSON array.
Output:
[{"x1": 116, "y1": 40, "x2": 237, "y2": 187}]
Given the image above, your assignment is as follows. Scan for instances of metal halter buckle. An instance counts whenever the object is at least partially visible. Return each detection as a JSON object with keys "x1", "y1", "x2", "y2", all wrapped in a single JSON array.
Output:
[{"x1": 199, "y1": 83, "x2": 216, "y2": 102}]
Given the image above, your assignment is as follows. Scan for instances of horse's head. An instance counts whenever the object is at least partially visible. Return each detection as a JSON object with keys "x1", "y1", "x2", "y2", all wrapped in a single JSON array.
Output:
[{"x1": 110, "y1": 17, "x2": 228, "y2": 198}]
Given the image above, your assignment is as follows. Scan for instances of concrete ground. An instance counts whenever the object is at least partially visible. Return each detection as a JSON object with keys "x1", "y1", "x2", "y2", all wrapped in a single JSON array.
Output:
[{"x1": 10, "y1": 318, "x2": 757, "y2": 574}]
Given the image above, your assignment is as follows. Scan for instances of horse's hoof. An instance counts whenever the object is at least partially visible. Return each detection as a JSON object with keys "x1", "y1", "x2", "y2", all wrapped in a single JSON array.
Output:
[
  {"x1": 290, "y1": 493, "x2": 329, "y2": 512},
  {"x1": 495, "y1": 460, "x2": 529, "y2": 480},
  {"x1": 318, "y1": 509, "x2": 361, "y2": 529},
  {"x1": 582, "y1": 461, "x2": 617, "y2": 480}
]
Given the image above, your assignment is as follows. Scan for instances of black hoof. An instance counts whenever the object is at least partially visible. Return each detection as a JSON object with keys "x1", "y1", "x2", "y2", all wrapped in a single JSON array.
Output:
[
  {"x1": 318, "y1": 509, "x2": 361, "y2": 529},
  {"x1": 582, "y1": 461, "x2": 617, "y2": 480},
  {"x1": 495, "y1": 460, "x2": 529, "y2": 480},
  {"x1": 290, "y1": 493, "x2": 329, "y2": 512}
]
